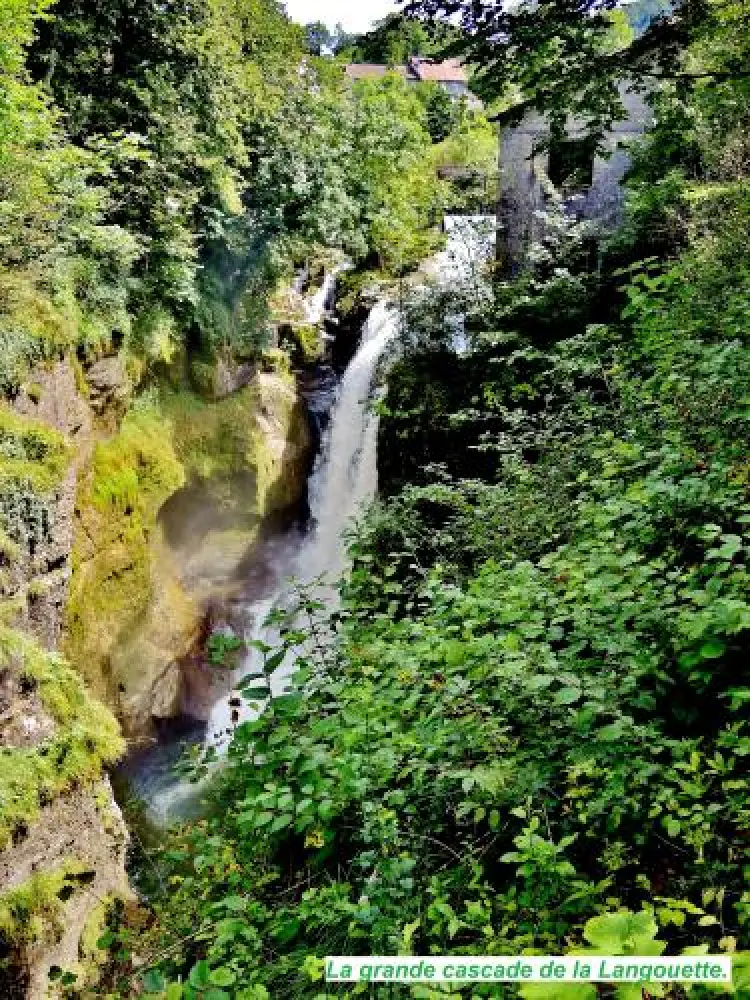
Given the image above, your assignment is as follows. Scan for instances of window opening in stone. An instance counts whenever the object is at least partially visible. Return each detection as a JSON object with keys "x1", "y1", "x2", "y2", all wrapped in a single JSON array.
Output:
[{"x1": 547, "y1": 137, "x2": 595, "y2": 192}]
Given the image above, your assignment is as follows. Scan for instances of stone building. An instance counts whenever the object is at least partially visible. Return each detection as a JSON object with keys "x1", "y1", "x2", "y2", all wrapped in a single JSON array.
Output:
[{"x1": 496, "y1": 84, "x2": 653, "y2": 269}]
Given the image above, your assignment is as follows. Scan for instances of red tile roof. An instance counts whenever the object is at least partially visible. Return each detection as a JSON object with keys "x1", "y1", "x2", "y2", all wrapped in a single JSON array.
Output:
[
  {"x1": 408, "y1": 57, "x2": 468, "y2": 83},
  {"x1": 344, "y1": 57, "x2": 469, "y2": 86}
]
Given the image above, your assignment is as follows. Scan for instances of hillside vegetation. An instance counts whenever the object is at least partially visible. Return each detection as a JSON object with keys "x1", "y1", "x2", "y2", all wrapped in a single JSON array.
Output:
[
  {"x1": 0, "y1": 0, "x2": 491, "y2": 992},
  {"x1": 79, "y1": 3, "x2": 750, "y2": 998},
  {"x1": 0, "y1": 0, "x2": 749, "y2": 997}
]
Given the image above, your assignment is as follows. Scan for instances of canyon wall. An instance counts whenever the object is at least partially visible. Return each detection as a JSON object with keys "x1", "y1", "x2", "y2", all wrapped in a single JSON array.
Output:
[{"x1": 0, "y1": 348, "x2": 311, "y2": 996}]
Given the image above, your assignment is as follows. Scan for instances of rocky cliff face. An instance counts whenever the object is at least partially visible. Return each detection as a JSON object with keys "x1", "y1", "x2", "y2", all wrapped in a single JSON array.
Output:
[
  {"x1": 0, "y1": 352, "x2": 312, "y2": 996},
  {"x1": 0, "y1": 358, "x2": 128, "y2": 998},
  {"x1": 65, "y1": 369, "x2": 311, "y2": 740}
]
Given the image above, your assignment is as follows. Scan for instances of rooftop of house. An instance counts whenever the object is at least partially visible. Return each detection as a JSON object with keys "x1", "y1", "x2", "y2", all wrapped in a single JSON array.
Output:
[
  {"x1": 407, "y1": 56, "x2": 467, "y2": 84},
  {"x1": 344, "y1": 56, "x2": 469, "y2": 86}
]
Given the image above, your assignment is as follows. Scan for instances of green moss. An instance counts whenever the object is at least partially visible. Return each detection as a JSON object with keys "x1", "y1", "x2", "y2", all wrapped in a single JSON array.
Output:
[
  {"x1": 189, "y1": 357, "x2": 217, "y2": 398},
  {"x1": 25, "y1": 383, "x2": 43, "y2": 404},
  {"x1": 0, "y1": 406, "x2": 72, "y2": 564},
  {"x1": 0, "y1": 530, "x2": 21, "y2": 565},
  {"x1": 71, "y1": 355, "x2": 89, "y2": 399},
  {"x1": 288, "y1": 324, "x2": 323, "y2": 363},
  {"x1": 0, "y1": 404, "x2": 71, "y2": 495},
  {"x1": 260, "y1": 347, "x2": 291, "y2": 375},
  {"x1": 66, "y1": 383, "x2": 308, "y2": 713},
  {"x1": 0, "y1": 862, "x2": 89, "y2": 948},
  {"x1": 161, "y1": 378, "x2": 307, "y2": 519},
  {"x1": 75, "y1": 892, "x2": 117, "y2": 984},
  {"x1": 89, "y1": 409, "x2": 184, "y2": 517},
  {"x1": 65, "y1": 407, "x2": 185, "y2": 695},
  {"x1": 0, "y1": 274, "x2": 78, "y2": 393},
  {"x1": 0, "y1": 627, "x2": 123, "y2": 850},
  {"x1": 161, "y1": 384, "x2": 264, "y2": 485}
]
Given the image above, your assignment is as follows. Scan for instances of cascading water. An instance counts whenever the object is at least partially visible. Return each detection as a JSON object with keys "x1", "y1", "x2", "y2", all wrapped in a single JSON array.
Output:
[
  {"x1": 298, "y1": 300, "x2": 397, "y2": 579},
  {"x1": 123, "y1": 221, "x2": 494, "y2": 819},
  {"x1": 304, "y1": 269, "x2": 339, "y2": 325},
  {"x1": 205, "y1": 299, "x2": 400, "y2": 747}
]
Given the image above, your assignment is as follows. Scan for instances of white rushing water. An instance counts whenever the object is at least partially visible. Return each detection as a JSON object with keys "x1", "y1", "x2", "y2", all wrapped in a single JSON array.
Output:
[
  {"x1": 303, "y1": 269, "x2": 339, "y2": 325},
  {"x1": 126, "y1": 221, "x2": 496, "y2": 819},
  {"x1": 206, "y1": 299, "x2": 400, "y2": 746}
]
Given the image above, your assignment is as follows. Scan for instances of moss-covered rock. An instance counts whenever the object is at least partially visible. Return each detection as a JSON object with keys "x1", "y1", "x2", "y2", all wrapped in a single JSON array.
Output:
[
  {"x1": 0, "y1": 863, "x2": 88, "y2": 949},
  {"x1": 0, "y1": 408, "x2": 72, "y2": 584},
  {"x1": 65, "y1": 375, "x2": 310, "y2": 736},
  {"x1": 64, "y1": 407, "x2": 188, "y2": 718},
  {"x1": 0, "y1": 777, "x2": 130, "y2": 999},
  {"x1": 0, "y1": 627, "x2": 123, "y2": 851},
  {"x1": 163, "y1": 373, "x2": 310, "y2": 522},
  {"x1": 0, "y1": 407, "x2": 70, "y2": 494}
]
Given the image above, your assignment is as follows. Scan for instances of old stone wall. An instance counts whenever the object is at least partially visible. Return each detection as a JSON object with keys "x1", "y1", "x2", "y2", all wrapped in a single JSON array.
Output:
[{"x1": 497, "y1": 84, "x2": 653, "y2": 268}]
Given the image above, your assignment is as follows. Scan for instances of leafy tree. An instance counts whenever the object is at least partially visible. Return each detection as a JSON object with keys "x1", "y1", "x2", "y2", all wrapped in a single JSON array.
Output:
[
  {"x1": 403, "y1": 0, "x2": 724, "y2": 136},
  {"x1": 304, "y1": 20, "x2": 334, "y2": 55},
  {"x1": 348, "y1": 11, "x2": 460, "y2": 65},
  {"x1": 417, "y1": 80, "x2": 459, "y2": 142}
]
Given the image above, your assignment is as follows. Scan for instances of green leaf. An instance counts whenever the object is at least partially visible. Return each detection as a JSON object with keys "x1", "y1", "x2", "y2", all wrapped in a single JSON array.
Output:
[
  {"x1": 664, "y1": 818, "x2": 680, "y2": 837},
  {"x1": 96, "y1": 931, "x2": 116, "y2": 949},
  {"x1": 142, "y1": 970, "x2": 166, "y2": 994},
  {"x1": 700, "y1": 639, "x2": 726, "y2": 659},
  {"x1": 189, "y1": 960, "x2": 211, "y2": 988},
  {"x1": 274, "y1": 917, "x2": 301, "y2": 944},
  {"x1": 556, "y1": 686, "x2": 582, "y2": 705},
  {"x1": 303, "y1": 955, "x2": 325, "y2": 982},
  {"x1": 240, "y1": 685, "x2": 270, "y2": 699},
  {"x1": 265, "y1": 649, "x2": 287, "y2": 673},
  {"x1": 210, "y1": 967, "x2": 237, "y2": 987},
  {"x1": 584, "y1": 910, "x2": 662, "y2": 955},
  {"x1": 270, "y1": 813, "x2": 293, "y2": 833}
]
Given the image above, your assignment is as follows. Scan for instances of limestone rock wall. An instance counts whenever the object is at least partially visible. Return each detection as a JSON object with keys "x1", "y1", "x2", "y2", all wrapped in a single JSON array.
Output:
[
  {"x1": 0, "y1": 357, "x2": 130, "y2": 998},
  {"x1": 0, "y1": 352, "x2": 312, "y2": 996},
  {"x1": 65, "y1": 370, "x2": 311, "y2": 741}
]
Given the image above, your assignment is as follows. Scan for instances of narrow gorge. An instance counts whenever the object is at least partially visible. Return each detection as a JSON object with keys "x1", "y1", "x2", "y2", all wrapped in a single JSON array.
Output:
[{"x1": 2, "y1": 0, "x2": 749, "y2": 996}]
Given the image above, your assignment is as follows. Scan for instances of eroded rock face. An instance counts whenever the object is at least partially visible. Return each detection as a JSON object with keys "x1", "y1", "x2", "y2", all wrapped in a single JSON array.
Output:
[
  {"x1": 0, "y1": 358, "x2": 313, "y2": 996},
  {"x1": 1, "y1": 359, "x2": 129, "y2": 999},
  {"x1": 0, "y1": 778, "x2": 130, "y2": 999},
  {"x1": 85, "y1": 355, "x2": 129, "y2": 415},
  {"x1": 110, "y1": 533, "x2": 202, "y2": 737},
  {"x1": 65, "y1": 370, "x2": 311, "y2": 740},
  {"x1": 6, "y1": 359, "x2": 92, "y2": 651}
]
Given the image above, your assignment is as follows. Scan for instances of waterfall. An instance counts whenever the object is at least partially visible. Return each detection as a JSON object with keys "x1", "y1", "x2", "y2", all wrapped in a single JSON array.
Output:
[
  {"x1": 298, "y1": 300, "x2": 398, "y2": 579},
  {"x1": 304, "y1": 269, "x2": 339, "y2": 325},
  {"x1": 123, "y1": 223, "x2": 494, "y2": 815},
  {"x1": 205, "y1": 299, "x2": 400, "y2": 747}
]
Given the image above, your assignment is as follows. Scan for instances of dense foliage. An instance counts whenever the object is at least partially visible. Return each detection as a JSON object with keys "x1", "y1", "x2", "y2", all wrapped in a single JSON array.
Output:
[
  {"x1": 2, "y1": 0, "x2": 749, "y2": 996},
  {"x1": 76, "y1": 4, "x2": 749, "y2": 999},
  {"x1": 0, "y1": 0, "x2": 459, "y2": 393},
  {"x1": 109, "y1": 201, "x2": 749, "y2": 999},
  {"x1": 404, "y1": 0, "x2": 731, "y2": 137},
  {"x1": 343, "y1": 12, "x2": 461, "y2": 65}
]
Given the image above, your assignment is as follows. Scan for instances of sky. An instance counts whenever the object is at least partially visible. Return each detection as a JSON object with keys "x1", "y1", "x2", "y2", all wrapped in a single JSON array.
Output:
[{"x1": 283, "y1": 0, "x2": 400, "y2": 34}]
